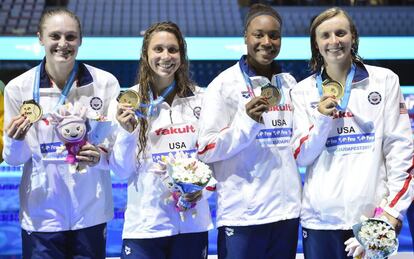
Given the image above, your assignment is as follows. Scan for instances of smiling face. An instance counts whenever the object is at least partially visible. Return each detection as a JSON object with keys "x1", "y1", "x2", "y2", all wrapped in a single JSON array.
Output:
[
  {"x1": 59, "y1": 121, "x2": 86, "y2": 142},
  {"x1": 315, "y1": 14, "x2": 353, "y2": 67},
  {"x1": 147, "y1": 31, "x2": 181, "y2": 84},
  {"x1": 245, "y1": 15, "x2": 281, "y2": 68},
  {"x1": 38, "y1": 13, "x2": 81, "y2": 65}
]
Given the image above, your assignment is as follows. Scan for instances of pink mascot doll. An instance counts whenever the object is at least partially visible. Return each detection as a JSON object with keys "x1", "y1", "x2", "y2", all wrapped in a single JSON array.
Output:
[{"x1": 50, "y1": 105, "x2": 88, "y2": 173}]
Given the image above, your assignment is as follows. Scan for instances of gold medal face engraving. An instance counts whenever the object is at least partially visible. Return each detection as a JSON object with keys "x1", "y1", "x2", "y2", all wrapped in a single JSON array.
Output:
[
  {"x1": 117, "y1": 90, "x2": 139, "y2": 109},
  {"x1": 19, "y1": 100, "x2": 42, "y2": 123},
  {"x1": 261, "y1": 85, "x2": 281, "y2": 107},
  {"x1": 322, "y1": 80, "x2": 344, "y2": 99}
]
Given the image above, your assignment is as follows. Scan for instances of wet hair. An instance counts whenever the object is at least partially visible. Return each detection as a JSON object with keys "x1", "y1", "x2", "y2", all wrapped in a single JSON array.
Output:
[
  {"x1": 136, "y1": 21, "x2": 194, "y2": 160},
  {"x1": 38, "y1": 7, "x2": 82, "y2": 39},
  {"x1": 309, "y1": 7, "x2": 362, "y2": 72},
  {"x1": 244, "y1": 3, "x2": 282, "y2": 33}
]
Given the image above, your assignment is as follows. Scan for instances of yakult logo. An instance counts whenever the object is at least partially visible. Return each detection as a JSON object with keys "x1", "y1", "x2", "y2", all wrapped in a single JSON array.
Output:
[
  {"x1": 269, "y1": 104, "x2": 293, "y2": 112},
  {"x1": 155, "y1": 125, "x2": 196, "y2": 136},
  {"x1": 333, "y1": 111, "x2": 354, "y2": 119}
]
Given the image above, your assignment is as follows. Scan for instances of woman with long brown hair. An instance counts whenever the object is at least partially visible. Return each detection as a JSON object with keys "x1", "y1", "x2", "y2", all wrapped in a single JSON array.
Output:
[
  {"x1": 291, "y1": 7, "x2": 413, "y2": 258},
  {"x1": 110, "y1": 22, "x2": 212, "y2": 259}
]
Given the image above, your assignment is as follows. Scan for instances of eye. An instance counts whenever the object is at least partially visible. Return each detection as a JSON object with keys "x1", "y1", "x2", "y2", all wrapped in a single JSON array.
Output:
[
  {"x1": 320, "y1": 32, "x2": 330, "y2": 39},
  {"x1": 65, "y1": 33, "x2": 78, "y2": 41},
  {"x1": 49, "y1": 33, "x2": 60, "y2": 40},
  {"x1": 76, "y1": 126, "x2": 81, "y2": 131},
  {"x1": 336, "y1": 30, "x2": 347, "y2": 37},
  {"x1": 253, "y1": 32, "x2": 263, "y2": 38},
  {"x1": 65, "y1": 129, "x2": 70, "y2": 133},
  {"x1": 168, "y1": 47, "x2": 179, "y2": 54},
  {"x1": 154, "y1": 46, "x2": 163, "y2": 53},
  {"x1": 268, "y1": 32, "x2": 281, "y2": 40}
]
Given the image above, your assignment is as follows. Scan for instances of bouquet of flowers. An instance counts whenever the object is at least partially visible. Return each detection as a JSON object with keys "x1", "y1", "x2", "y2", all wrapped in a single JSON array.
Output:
[
  {"x1": 352, "y1": 217, "x2": 398, "y2": 259},
  {"x1": 156, "y1": 152, "x2": 213, "y2": 221}
]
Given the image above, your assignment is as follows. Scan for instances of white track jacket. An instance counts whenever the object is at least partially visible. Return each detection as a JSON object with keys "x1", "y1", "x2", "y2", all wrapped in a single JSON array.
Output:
[
  {"x1": 110, "y1": 85, "x2": 213, "y2": 239},
  {"x1": 197, "y1": 61, "x2": 302, "y2": 228},
  {"x1": 3, "y1": 60, "x2": 120, "y2": 232},
  {"x1": 292, "y1": 63, "x2": 413, "y2": 230}
]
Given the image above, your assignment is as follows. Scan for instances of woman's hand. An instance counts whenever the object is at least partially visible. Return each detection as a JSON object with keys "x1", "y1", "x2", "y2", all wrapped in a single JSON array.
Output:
[
  {"x1": 318, "y1": 95, "x2": 338, "y2": 117},
  {"x1": 382, "y1": 211, "x2": 403, "y2": 234},
  {"x1": 77, "y1": 143, "x2": 101, "y2": 167},
  {"x1": 245, "y1": 96, "x2": 269, "y2": 123},
  {"x1": 116, "y1": 103, "x2": 137, "y2": 133},
  {"x1": 6, "y1": 115, "x2": 32, "y2": 140}
]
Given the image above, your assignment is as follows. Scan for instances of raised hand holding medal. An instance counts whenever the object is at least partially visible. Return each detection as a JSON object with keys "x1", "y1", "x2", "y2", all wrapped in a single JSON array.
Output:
[
  {"x1": 117, "y1": 90, "x2": 140, "y2": 109},
  {"x1": 250, "y1": 75, "x2": 283, "y2": 107},
  {"x1": 117, "y1": 81, "x2": 176, "y2": 119},
  {"x1": 316, "y1": 63, "x2": 356, "y2": 112}
]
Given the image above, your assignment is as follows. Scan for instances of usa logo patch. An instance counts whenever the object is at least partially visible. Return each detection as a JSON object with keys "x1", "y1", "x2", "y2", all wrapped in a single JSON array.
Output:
[
  {"x1": 90, "y1": 97, "x2": 103, "y2": 110},
  {"x1": 368, "y1": 92, "x2": 381, "y2": 105}
]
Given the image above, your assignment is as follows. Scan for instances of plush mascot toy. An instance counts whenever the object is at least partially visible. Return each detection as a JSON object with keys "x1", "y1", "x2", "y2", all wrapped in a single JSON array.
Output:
[{"x1": 50, "y1": 104, "x2": 88, "y2": 173}]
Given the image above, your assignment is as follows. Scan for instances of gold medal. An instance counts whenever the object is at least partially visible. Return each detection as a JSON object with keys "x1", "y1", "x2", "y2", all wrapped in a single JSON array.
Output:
[
  {"x1": 19, "y1": 100, "x2": 42, "y2": 123},
  {"x1": 322, "y1": 80, "x2": 344, "y2": 99},
  {"x1": 117, "y1": 90, "x2": 140, "y2": 109},
  {"x1": 261, "y1": 85, "x2": 281, "y2": 107}
]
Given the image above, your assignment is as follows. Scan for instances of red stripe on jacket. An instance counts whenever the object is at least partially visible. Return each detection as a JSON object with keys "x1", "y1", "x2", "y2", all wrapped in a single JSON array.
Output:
[
  {"x1": 389, "y1": 159, "x2": 414, "y2": 208},
  {"x1": 197, "y1": 143, "x2": 216, "y2": 155},
  {"x1": 293, "y1": 125, "x2": 314, "y2": 159}
]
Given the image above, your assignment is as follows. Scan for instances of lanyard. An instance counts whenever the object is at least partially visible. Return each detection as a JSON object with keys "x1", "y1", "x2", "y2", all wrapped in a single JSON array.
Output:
[
  {"x1": 33, "y1": 62, "x2": 79, "y2": 111},
  {"x1": 239, "y1": 62, "x2": 285, "y2": 105},
  {"x1": 316, "y1": 63, "x2": 355, "y2": 111},
  {"x1": 272, "y1": 74, "x2": 285, "y2": 105},
  {"x1": 135, "y1": 80, "x2": 176, "y2": 118}
]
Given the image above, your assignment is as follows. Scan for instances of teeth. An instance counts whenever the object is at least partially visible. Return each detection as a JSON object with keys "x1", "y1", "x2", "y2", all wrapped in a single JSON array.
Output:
[
  {"x1": 327, "y1": 47, "x2": 343, "y2": 52},
  {"x1": 55, "y1": 49, "x2": 71, "y2": 55},
  {"x1": 159, "y1": 64, "x2": 174, "y2": 69}
]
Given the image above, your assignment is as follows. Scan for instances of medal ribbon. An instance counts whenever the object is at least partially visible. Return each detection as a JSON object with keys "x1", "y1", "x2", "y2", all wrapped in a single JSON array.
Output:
[
  {"x1": 316, "y1": 63, "x2": 356, "y2": 111},
  {"x1": 33, "y1": 61, "x2": 79, "y2": 111},
  {"x1": 134, "y1": 80, "x2": 176, "y2": 118},
  {"x1": 273, "y1": 74, "x2": 285, "y2": 105},
  {"x1": 239, "y1": 61, "x2": 284, "y2": 105}
]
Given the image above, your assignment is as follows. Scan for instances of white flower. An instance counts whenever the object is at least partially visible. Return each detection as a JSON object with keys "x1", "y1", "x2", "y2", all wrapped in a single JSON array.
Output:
[{"x1": 356, "y1": 218, "x2": 398, "y2": 258}]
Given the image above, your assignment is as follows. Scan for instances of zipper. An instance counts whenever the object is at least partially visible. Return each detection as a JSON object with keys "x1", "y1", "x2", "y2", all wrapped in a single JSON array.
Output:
[{"x1": 169, "y1": 109, "x2": 173, "y2": 124}]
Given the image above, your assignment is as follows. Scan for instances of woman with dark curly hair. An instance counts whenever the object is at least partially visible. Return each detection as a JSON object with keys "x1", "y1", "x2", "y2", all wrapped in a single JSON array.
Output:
[{"x1": 110, "y1": 22, "x2": 212, "y2": 259}]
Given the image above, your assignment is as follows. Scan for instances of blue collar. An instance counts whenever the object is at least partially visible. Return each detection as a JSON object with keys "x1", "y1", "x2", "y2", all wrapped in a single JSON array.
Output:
[
  {"x1": 319, "y1": 61, "x2": 368, "y2": 84},
  {"x1": 238, "y1": 55, "x2": 281, "y2": 77},
  {"x1": 38, "y1": 58, "x2": 93, "y2": 88}
]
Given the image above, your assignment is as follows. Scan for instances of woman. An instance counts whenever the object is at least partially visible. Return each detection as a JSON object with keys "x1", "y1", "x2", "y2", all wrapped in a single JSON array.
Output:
[
  {"x1": 110, "y1": 22, "x2": 212, "y2": 259},
  {"x1": 291, "y1": 7, "x2": 413, "y2": 258},
  {"x1": 196, "y1": 4, "x2": 301, "y2": 259},
  {"x1": 3, "y1": 8, "x2": 119, "y2": 258}
]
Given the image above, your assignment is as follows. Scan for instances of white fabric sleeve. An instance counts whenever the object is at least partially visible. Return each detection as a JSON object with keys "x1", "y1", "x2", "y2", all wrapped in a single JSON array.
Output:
[
  {"x1": 2, "y1": 81, "x2": 32, "y2": 165},
  {"x1": 108, "y1": 97, "x2": 139, "y2": 180},
  {"x1": 291, "y1": 83, "x2": 333, "y2": 167},
  {"x1": 197, "y1": 78, "x2": 264, "y2": 163},
  {"x1": 381, "y1": 71, "x2": 414, "y2": 219}
]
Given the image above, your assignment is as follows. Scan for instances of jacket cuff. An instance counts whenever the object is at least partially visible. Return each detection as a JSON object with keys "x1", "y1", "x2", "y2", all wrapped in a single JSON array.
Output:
[{"x1": 384, "y1": 206, "x2": 403, "y2": 221}]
